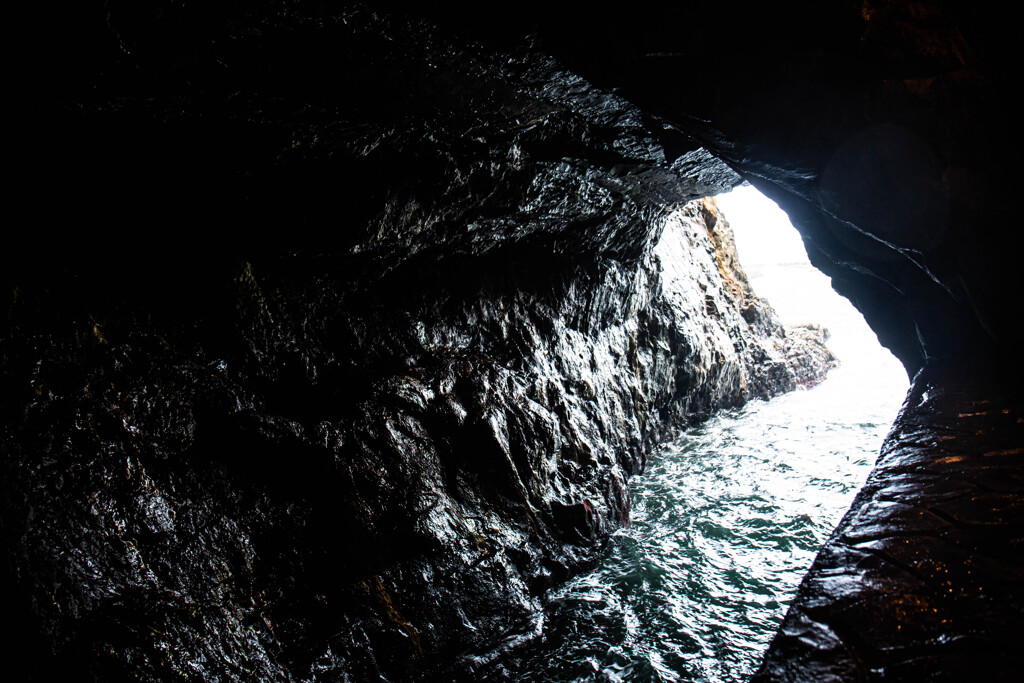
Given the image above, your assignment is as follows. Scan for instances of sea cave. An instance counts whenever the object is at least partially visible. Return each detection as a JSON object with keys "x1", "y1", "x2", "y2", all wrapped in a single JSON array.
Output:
[{"x1": 3, "y1": 2, "x2": 1020, "y2": 681}]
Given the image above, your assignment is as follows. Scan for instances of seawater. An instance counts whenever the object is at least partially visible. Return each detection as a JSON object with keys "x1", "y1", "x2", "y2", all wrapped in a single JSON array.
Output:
[{"x1": 515, "y1": 258, "x2": 909, "y2": 682}]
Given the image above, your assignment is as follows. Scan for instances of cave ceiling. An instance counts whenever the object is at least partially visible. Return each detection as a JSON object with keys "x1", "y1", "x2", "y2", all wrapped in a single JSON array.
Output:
[{"x1": 13, "y1": 1, "x2": 1016, "y2": 371}]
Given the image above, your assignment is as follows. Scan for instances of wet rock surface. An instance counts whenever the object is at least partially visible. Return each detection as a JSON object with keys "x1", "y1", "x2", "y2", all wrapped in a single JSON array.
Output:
[
  {"x1": 0, "y1": 209, "x2": 824, "y2": 681},
  {"x1": 1, "y1": 5, "x2": 831, "y2": 679},
  {"x1": 754, "y1": 366, "x2": 1024, "y2": 681}
]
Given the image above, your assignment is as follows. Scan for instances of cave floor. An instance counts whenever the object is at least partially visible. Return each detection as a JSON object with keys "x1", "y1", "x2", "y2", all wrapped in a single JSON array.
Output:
[{"x1": 754, "y1": 365, "x2": 1024, "y2": 681}]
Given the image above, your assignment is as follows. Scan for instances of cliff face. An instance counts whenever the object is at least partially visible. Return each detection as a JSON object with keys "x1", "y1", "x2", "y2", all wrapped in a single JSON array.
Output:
[{"x1": 2, "y1": 6, "x2": 833, "y2": 679}]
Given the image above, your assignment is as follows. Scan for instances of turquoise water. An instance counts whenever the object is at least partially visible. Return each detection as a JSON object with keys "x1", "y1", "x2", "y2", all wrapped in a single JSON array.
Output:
[
  {"x1": 513, "y1": 190, "x2": 909, "y2": 682},
  {"x1": 516, "y1": 374, "x2": 902, "y2": 681}
]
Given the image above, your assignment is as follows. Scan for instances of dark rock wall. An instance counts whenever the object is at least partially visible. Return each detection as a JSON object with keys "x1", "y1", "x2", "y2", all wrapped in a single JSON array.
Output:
[
  {"x1": 0, "y1": 190, "x2": 825, "y2": 682},
  {"x1": 2, "y1": 5, "x2": 833, "y2": 679}
]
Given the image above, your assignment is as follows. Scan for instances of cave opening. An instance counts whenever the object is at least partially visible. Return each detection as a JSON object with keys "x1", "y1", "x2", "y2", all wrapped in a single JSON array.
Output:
[
  {"x1": 504, "y1": 185, "x2": 909, "y2": 682},
  {"x1": 714, "y1": 184, "x2": 909, "y2": 408},
  {"x1": 7, "y1": 2, "x2": 1020, "y2": 680}
]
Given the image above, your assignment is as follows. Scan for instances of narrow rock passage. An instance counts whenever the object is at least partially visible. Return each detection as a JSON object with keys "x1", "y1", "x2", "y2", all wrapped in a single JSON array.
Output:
[{"x1": 754, "y1": 366, "x2": 1024, "y2": 681}]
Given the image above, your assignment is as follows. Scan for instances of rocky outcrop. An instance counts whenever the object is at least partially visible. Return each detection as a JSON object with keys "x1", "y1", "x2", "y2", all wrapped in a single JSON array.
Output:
[{"x1": 1, "y1": 5, "x2": 832, "y2": 679}]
